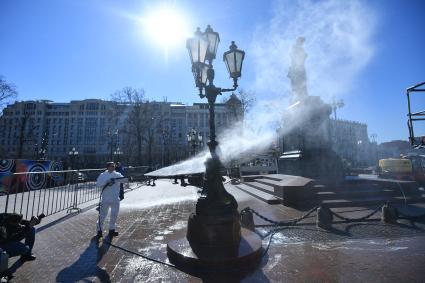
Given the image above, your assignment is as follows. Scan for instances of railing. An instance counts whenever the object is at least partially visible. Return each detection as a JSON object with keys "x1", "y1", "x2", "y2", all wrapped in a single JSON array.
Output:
[{"x1": 0, "y1": 166, "x2": 148, "y2": 220}]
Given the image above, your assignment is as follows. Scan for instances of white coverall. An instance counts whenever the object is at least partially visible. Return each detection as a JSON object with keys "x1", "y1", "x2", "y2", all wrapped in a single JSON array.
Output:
[{"x1": 96, "y1": 170, "x2": 123, "y2": 232}]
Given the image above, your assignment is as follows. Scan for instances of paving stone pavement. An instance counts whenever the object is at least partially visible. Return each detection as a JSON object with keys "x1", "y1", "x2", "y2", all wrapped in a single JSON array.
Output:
[{"x1": 4, "y1": 179, "x2": 425, "y2": 282}]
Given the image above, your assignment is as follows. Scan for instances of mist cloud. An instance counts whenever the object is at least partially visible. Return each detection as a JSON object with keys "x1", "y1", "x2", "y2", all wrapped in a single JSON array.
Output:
[{"x1": 251, "y1": 0, "x2": 376, "y2": 101}]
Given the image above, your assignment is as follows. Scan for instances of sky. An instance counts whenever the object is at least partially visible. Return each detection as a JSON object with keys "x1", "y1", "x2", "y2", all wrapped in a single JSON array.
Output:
[{"x1": 0, "y1": 0, "x2": 424, "y2": 143}]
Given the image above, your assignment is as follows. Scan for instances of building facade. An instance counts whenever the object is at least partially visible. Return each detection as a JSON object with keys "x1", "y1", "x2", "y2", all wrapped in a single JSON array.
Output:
[
  {"x1": 377, "y1": 140, "x2": 413, "y2": 160},
  {"x1": 0, "y1": 98, "x2": 242, "y2": 168},
  {"x1": 329, "y1": 118, "x2": 377, "y2": 167}
]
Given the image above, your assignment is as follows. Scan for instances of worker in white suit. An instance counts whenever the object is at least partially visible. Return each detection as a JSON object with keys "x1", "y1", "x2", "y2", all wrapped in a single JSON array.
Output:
[{"x1": 96, "y1": 162, "x2": 123, "y2": 238}]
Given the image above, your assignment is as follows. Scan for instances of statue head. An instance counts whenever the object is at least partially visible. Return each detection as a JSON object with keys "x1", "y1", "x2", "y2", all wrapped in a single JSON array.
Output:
[{"x1": 296, "y1": 36, "x2": 305, "y2": 46}]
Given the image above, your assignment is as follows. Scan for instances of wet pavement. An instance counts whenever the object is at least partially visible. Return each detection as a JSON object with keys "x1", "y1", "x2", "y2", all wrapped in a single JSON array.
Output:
[{"x1": 5, "y1": 179, "x2": 425, "y2": 282}]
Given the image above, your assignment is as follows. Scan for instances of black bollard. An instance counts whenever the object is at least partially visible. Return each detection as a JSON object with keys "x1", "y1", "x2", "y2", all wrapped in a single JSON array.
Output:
[
  {"x1": 240, "y1": 208, "x2": 255, "y2": 231},
  {"x1": 381, "y1": 203, "x2": 398, "y2": 223},
  {"x1": 316, "y1": 206, "x2": 333, "y2": 230}
]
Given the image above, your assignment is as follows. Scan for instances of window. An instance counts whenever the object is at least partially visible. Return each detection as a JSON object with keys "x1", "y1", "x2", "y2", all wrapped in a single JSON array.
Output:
[
  {"x1": 25, "y1": 103, "x2": 36, "y2": 110},
  {"x1": 86, "y1": 103, "x2": 99, "y2": 110}
]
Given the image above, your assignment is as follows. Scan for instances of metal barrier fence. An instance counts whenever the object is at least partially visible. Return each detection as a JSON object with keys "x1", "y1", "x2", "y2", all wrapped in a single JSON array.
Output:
[{"x1": 0, "y1": 166, "x2": 148, "y2": 220}]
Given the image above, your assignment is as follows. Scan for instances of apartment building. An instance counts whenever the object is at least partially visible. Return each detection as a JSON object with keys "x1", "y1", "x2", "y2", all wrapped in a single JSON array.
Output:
[{"x1": 0, "y1": 97, "x2": 242, "y2": 167}]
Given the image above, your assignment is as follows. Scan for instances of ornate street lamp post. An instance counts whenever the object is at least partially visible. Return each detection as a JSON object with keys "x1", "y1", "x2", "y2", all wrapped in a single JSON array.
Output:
[
  {"x1": 68, "y1": 147, "x2": 79, "y2": 169},
  {"x1": 113, "y1": 147, "x2": 123, "y2": 162},
  {"x1": 167, "y1": 25, "x2": 261, "y2": 271},
  {"x1": 187, "y1": 128, "x2": 203, "y2": 156},
  {"x1": 161, "y1": 129, "x2": 170, "y2": 167},
  {"x1": 38, "y1": 131, "x2": 48, "y2": 160}
]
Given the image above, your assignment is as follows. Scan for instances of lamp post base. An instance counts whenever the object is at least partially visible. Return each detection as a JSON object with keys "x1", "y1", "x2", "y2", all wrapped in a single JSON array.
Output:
[
  {"x1": 167, "y1": 152, "x2": 262, "y2": 272},
  {"x1": 186, "y1": 212, "x2": 241, "y2": 256},
  {"x1": 167, "y1": 228, "x2": 262, "y2": 271}
]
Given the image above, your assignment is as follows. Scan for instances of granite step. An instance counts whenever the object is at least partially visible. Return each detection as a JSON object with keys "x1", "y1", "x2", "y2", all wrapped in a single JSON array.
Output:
[
  {"x1": 235, "y1": 183, "x2": 282, "y2": 205},
  {"x1": 243, "y1": 181, "x2": 279, "y2": 195},
  {"x1": 254, "y1": 178, "x2": 311, "y2": 189},
  {"x1": 254, "y1": 178, "x2": 285, "y2": 188}
]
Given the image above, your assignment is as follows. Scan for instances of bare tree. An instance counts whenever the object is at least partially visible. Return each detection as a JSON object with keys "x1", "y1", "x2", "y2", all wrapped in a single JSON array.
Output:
[
  {"x1": 146, "y1": 124, "x2": 155, "y2": 167},
  {"x1": 0, "y1": 76, "x2": 18, "y2": 111},
  {"x1": 149, "y1": 109, "x2": 171, "y2": 167},
  {"x1": 16, "y1": 108, "x2": 37, "y2": 158},
  {"x1": 111, "y1": 87, "x2": 153, "y2": 166},
  {"x1": 159, "y1": 121, "x2": 171, "y2": 166}
]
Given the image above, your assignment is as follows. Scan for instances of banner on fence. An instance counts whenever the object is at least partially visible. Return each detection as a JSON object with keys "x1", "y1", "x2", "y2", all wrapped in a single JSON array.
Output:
[{"x1": 0, "y1": 159, "x2": 64, "y2": 193}]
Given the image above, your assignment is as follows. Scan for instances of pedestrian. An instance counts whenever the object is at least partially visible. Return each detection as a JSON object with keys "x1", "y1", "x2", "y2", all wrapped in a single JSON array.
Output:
[
  {"x1": 145, "y1": 166, "x2": 153, "y2": 186},
  {"x1": 115, "y1": 162, "x2": 124, "y2": 175},
  {"x1": 96, "y1": 162, "x2": 123, "y2": 238},
  {"x1": 115, "y1": 162, "x2": 125, "y2": 200},
  {"x1": 180, "y1": 176, "x2": 187, "y2": 187}
]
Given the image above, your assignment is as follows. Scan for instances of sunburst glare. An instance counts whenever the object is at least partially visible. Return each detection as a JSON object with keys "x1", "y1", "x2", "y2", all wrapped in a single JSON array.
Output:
[{"x1": 140, "y1": 5, "x2": 191, "y2": 57}]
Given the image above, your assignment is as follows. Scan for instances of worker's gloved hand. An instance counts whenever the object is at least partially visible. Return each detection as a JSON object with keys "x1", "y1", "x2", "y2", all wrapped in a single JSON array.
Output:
[
  {"x1": 107, "y1": 179, "x2": 115, "y2": 186},
  {"x1": 29, "y1": 216, "x2": 41, "y2": 227}
]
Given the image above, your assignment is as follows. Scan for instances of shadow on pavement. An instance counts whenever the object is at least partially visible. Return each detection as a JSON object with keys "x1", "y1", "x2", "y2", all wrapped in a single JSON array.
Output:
[
  {"x1": 37, "y1": 204, "x2": 99, "y2": 233},
  {"x1": 56, "y1": 236, "x2": 111, "y2": 283},
  {"x1": 2, "y1": 258, "x2": 24, "y2": 281}
]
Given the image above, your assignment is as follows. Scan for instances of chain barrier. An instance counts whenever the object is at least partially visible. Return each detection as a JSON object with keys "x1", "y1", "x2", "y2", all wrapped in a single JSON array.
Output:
[
  {"x1": 244, "y1": 203, "x2": 425, "y2": 236},
  {"x1": 329, "y1": 205, "x2": 383, "y2": 222},
  {"x1": 243, "y1": 206, "x2": 319, "y2": 227},
  {"x1": 397, "y1": 210, "x2": 425, "y2": 220},
  {"x1": 244, "y1": 203, "x2": 425, "y2": 229}
]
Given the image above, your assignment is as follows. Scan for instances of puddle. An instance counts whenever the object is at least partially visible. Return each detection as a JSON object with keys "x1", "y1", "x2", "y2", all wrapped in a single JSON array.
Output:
[
  {"x1": 312, "y1": 239, "x2": 409, "y2": 252},
  {"x1": 168, "y1": 221, "x2": 187, "y2": 231}
]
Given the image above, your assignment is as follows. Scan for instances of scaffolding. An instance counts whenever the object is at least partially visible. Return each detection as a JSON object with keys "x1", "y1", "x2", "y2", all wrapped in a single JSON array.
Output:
[{"x1": 406, "y1": 81, "x2": 425, "y2": 148}]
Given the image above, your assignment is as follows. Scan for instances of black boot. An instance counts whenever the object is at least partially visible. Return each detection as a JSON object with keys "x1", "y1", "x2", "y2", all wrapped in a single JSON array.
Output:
[
  {"x1": 96, "y1": 230, "x2": 103, "y2": 239},
  {"x1": 20, "y1": 252, "x2": 36, "y2": 262},
  {"x1": 109, "y1": 230, "x2": 119, "y2": 237}
]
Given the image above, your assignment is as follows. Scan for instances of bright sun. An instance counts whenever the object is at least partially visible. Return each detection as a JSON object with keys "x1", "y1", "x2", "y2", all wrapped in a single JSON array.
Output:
[{"x1": 142, "y1": 6, "x2": 190, "y2": 49}]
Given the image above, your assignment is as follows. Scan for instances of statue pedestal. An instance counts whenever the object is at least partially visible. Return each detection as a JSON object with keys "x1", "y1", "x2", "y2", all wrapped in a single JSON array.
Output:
[
  {"x1": 279, "y1": 96, "x2": 344, "y2": 184},
  {"x1": 167, "y1": 228, "x2": 262, "y2": 271}
]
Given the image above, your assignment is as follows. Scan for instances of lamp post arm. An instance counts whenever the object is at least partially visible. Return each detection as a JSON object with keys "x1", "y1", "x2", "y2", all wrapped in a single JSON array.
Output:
[
  {"x1": 220, "y1": 78, "x2": 239, "y2": 93},
  {"x1": 221, "y1": 86, "x2": 237, "y2": 93}
]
